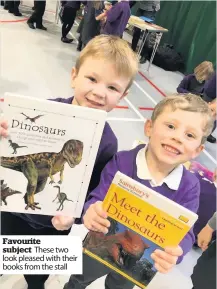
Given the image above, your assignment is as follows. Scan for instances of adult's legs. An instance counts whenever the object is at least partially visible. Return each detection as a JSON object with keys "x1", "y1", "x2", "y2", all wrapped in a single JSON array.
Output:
[
  {"x1": 27, "y1": 1, "x2": 46, "y2": 30},
  {"x1": 7, "y1": 0, "x2": 22, "y2": 16},
  {"x1": 132, "y1": 9, "x2": 156, "y2": 52},
  {"x1": 61, "y1": 7, "x2": 77, "y2": 42}
]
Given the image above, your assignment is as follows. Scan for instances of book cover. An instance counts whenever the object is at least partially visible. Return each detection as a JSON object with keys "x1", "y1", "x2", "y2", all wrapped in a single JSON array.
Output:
[
  {"x1": 0, "y1": 93, "x2": 107, "y2": 217},
  {"x1": 83, "y1": 172, "x2": 198, "y2": 288}
]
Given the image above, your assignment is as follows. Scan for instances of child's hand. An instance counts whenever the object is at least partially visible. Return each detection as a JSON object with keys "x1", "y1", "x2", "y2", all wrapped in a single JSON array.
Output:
[
  {"x1": 151, "y1": 246, "x2": 183, "y2": 273},
  {"x1": 51, "y1": 215, "x2": 75, "y2": 231},
  {"x1": 197, "y1": 224, "x2": 214, "y2": 251},
  {"x1": 0, "y1": 120, "x2": 8, "y2": 138},
  {"x1": 83, "y1": 201, "x2": 110, "y2": 234}
]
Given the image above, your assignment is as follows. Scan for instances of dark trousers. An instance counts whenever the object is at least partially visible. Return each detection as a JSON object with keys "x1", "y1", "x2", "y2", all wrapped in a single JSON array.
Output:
[
  {"x1": 7, "y1": 0, "x2": 20, "y2": 13},
  {"x1": 27, "y1": 0, "x2": 46, "y2": 28},
  {"x1": 1, "y1": 212, "x2": 70, "y2": 289},
  {"x1": 191, "y1": 240, "x2": 216, "y2": 289},
  {"x1": 61, "y1": 6, "x2": 77, "y2": 38},
  {"x1": 131, "y1": 9, "x2": 156, "y2": 52},
  {"x1": 64, "y1": 253, "x2": 134, "y2": 289}
]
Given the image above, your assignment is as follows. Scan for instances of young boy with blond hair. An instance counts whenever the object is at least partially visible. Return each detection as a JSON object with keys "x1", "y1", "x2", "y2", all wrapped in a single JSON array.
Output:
[
  {"x1": 0, "y1": 35, "x2": 138, "y2": 289},
  {"x1": 64, "y1": 94, "x2": 214, "y2": 289}
]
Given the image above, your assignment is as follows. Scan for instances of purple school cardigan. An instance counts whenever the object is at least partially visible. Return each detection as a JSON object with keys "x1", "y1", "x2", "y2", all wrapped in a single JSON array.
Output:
[
  {"x1": 84, "y1": 144, "x2": 200, "y2": 263},
  {"x1": 12, "y1": 97, "x2": 117, "y2": 229}
]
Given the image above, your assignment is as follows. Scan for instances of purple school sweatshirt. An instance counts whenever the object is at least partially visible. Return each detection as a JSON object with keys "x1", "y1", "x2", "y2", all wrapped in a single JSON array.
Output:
[
  {"x1": 192, "y1": 171, "x2": 216, "y2": 239},
  {"x1": 12, "y1": 97, "x2": 117, "y2": 229},
  {"x1": 203, "y1": 72, "x2": 216, "y2": 102},
  {"x1": 102, "y1": 1, "x2": 131, "y2": 37},
  {"x1": 84, "y1": 144, "x2": 200, "y2": 263},
  {"x1": 177, "y1": 74, "x2": 205, "y2": 95}
]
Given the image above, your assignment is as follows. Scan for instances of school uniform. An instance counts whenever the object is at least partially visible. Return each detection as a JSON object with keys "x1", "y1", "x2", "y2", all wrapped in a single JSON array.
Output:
[
  {"x1": 177, "y1": 73, "x2": 216, "y2": 142},
  {"x1": 203, "y1": 72, "x2": 216, "y2": 102},
  {"x1": 65, "y1": 144, "x2": 200, "y2": 289},
  {"x1": 192, "y1": 171, "x2": 216, "y2": 240},
  {"x1": 1, "y1": 96, "x2": 117, "y2": 289},
  {"x1": 102, "y1": 0, "x2": 131, "y2": 37},
  {"x1": 177, "y1": 74, "x2": 205, "y2": 96},
  {"x1": 81, "y1": 1, "x2": 104, "y2": 47}
]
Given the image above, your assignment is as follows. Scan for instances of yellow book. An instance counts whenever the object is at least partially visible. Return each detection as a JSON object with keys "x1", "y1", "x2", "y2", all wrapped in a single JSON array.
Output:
[{"x1": 83, "y1": 171, "x2": 198, "y2": 288}]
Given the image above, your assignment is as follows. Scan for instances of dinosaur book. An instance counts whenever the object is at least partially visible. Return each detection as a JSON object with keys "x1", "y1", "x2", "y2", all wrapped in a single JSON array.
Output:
[
  {"x1": 0, "y1": 93, "x2": 106, "y2": 217},
  {"x1": 83, "y1": 172, "x2": 198, "y2": 288}
]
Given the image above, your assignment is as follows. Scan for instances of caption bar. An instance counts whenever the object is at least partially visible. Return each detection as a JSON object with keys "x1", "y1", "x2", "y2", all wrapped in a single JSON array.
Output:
[{"x1": 0, "y1": 236, "x2": 82, "y2": 275}]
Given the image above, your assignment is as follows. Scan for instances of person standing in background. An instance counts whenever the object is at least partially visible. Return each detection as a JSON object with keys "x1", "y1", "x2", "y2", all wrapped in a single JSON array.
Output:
[
  {"x1": 27, "y1": 0, "x2": 47, "y2": 30},
  {"x1": 61, "y1": 1, "x2": 81, "y2": 43},
  {"x1": 191, "y1": 212, "x2": 216, "y2": 289},
  {"x1": 80, "y1": 1, "x2": 104, "y2": 48},
  {"x1": 131, "y1": 1, "x2": 160, "y2": 51},
  {"x1": 101, "y1": 0, "x2": 131, "y2": 37}
]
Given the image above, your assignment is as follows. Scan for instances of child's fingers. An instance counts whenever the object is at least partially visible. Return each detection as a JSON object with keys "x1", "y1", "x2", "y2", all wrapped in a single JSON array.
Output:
[
  {"x1": 95, "y1": 201, "x2": 107, "y2": 218},
  {"x1": 152, "y1": 250, "x2": 177, "y2": 264},
  {"x1": 164, "y1": 246, "x2": 183, "y2": 257},
  {"x1": 0, "y1": 120, "x2": 8, "y2": 129},
  {"x1": 51, "y1": 215, "x2": 74, "y2": 230},
  {"x1": 89, "y1": 220, "x2": 109, "y2": 234},
  {"x1": 154, "y1": 262, "x2": 170, "y2": 274},
  {"x1": 151, "y1": 252, "x2": 174, "y2": 272},
  {"x1": 93, "y1": 214, "x2": 110, "y2": 228},
  {"x1": 84, "y1": 219, "x2": 108, "y2": 234},
  {"x1": 0, "y1": 128, "x2": 8, "y2": 138}
]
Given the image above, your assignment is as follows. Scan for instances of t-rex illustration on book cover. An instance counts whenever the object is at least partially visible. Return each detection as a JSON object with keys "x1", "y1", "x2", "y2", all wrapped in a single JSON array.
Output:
[{"x1": 0, "y1": 93, "x2": 106, "y2": 217}]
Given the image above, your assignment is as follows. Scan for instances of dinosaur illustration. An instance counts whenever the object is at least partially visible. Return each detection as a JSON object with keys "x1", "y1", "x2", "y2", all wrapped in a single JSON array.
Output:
[
  {"x1": 1, "y1": 139, "x2": 83, "y2": 210},
  {"x1": 8, "y1": 140, "x2": 28, "y2": 154},
  {"x1": 53, "y1": 185, "x2": 73, "y2": 211},
  {"x1": 1, "y1": 180, "x2": 22, "y2": 206},
  {"x1": 85, "y1": 230, "x2": 149, "y2": 269},
  {"x1": 21, "y1": 112, "x2": 44, "y2": 123}
]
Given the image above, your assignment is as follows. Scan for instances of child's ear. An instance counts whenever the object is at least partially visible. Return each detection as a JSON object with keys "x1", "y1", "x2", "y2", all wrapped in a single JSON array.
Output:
[
  {"x1": 192, "y1": 144, "x2": 204, "y2": 159},
  {"x1": 144, "y1": 119, "x2": 153, "y2": 137},
  {"x1": 71, "y1": 67, "x2": 77, "y2": 88}
]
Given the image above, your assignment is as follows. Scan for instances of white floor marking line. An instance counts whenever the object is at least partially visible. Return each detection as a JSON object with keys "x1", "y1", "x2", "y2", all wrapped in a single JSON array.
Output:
[
  {"x1": 133, "y1": 80, "x2": 157, "y2": 105},
  {"x1": 107, "y1": 117, "x2": 145, "y2": 122},
  {"x1": 125, "y1": 97, "x2": 145, "y2": 121},
  {"x1": 133, "y1": 79, "x2": 217, "y2": 165},
  {"x1": 202, "y1": 149, "x2": 217, "y2": 165}
]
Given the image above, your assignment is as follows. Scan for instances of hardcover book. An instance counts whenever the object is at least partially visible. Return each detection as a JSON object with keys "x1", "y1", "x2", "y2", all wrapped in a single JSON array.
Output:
[
  {"x1": 0, "y1": 93, "x2": 107, "y2": 217},
  {"x1": 83, "y1": 171, "x2": 198, "y2": 288}
]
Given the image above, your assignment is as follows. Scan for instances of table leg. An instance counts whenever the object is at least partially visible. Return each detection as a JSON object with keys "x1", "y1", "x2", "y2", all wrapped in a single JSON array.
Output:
[
  {"x1": 147, "y1": 32, "x2": 162, "y2": 73},
  {"x1": 137, "y1": 30, "x2": 149, "y2": 58},
  {"x1": 55, "y1": 0, "x2": 60, "y2": 24}
]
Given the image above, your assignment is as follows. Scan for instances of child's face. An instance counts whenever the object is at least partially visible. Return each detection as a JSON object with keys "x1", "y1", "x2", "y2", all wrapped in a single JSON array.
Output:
[
  {"x1": 105, "y1": 3, "x2": 112, "y2": 10},
  {"x1": 145, "y1": 108, "x2": 205, "y2": 169},
  {"x1": 71, "y1": 57, "x2": 129, "y2": 112}
]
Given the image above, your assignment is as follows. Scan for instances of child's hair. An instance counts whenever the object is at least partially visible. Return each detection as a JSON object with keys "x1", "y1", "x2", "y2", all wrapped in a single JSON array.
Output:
[
  {"x1": 93, "y1": 0, "x2": 103, "y2": 10},
  {"x1": 194, "y1": 61, "x2": 214, "y2": 82},
  {"x1": 151, "y1": 93, "x2": 214, "y2": 144},
  {"x1": 75, "y1": 35, "x2": 139, "y2": 91}
]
